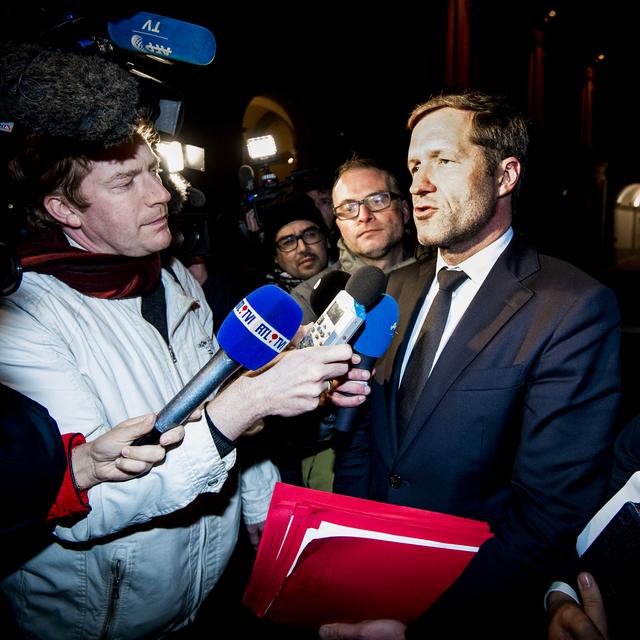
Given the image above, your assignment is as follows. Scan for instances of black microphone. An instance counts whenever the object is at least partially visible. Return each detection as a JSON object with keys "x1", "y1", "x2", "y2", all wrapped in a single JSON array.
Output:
[
  {"x1": 309, "y1": 270, "x2": 351, "y2": 319},
  {"x1": 332, "y1": 293, "x2": 399, "y2": 450},
  {"x1": 298, "y1": 265, "x2": 386, "y2": 348},
  {"x1": 238, "y1": 165, "x2": 256, "y2": 193},
  {"x1": 188, "y1": 186, "x2": 207, "y2": 208},
  {"x1": 134, "y1": 284, "x2": 302, "y2": 445}
]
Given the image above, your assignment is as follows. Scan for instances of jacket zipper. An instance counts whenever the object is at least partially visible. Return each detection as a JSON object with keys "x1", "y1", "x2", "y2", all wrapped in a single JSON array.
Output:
[{"x1": 100, "y1": 558, "x2": 123, "y2": 639}]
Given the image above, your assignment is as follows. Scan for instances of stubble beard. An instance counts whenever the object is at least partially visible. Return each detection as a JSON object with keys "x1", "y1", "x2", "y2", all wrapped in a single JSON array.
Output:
[
  {"x1": 354, "y1": 231, "x2": 404, "y2": 261},
  {"x1": 416, "y1": 196, "x2": 497, "y2": 251}
]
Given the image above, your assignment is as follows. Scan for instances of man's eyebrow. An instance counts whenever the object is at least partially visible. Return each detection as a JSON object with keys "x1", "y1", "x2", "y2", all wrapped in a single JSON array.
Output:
[
  {"x1": 276, "y1": 224, "x2": 319, "y2": 240},
  {"x1": 104, "y1": 160, "x2": 158, "y2": 184},
  {"x1": 104, "y1": 168, "x2": 139, "y2": 184}
]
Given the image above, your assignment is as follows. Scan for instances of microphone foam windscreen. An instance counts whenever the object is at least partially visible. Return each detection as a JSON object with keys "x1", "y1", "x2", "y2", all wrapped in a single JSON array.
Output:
[
  {"x1": 217, "y1": 285, "x2": 303, "y2": 370},
  {"x1": 345, "y1": 265, "x2": 387, "y2": 309},
  {"x1": 352, "y1": 294, "x2": 399, "y2": 357},
  {"x1": 309, "y1": 270, "x2": 351, "y2": 317},
  {"x1": 0, "y1": 42, "x2": 140, "y2": 146}
]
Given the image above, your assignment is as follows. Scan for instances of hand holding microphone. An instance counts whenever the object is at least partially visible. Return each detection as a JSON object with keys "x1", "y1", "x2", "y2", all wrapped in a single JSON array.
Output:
[
  {"x1": 293, "y1": 266, "x2": 390, "y2": 414},
  {"x1": 332, "y1": 293, "x2": 400, "y2": 450},
  {"x1": 238, "y1": 343, "x2": 358, "y2": 419},
  {"x1": 134, "y1": 284, "x2": 302, "y2": 445},
  {"x1": 206, "y1": 342, "x2": 363, "y2": 442}
]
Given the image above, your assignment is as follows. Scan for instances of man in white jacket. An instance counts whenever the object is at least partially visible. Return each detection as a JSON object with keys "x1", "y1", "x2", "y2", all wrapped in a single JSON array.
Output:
[{"x1": 0, "y1": 85, "x2": 368, "y2": 640}]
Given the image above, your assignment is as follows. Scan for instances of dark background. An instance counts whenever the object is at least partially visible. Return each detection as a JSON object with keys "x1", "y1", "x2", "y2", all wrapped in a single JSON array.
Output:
[
  {"x1": 2, "y1": 1, "x2": 640, "y2": 270},
  {"x1": 3, "y1": 5, "x2": 640, "y2": 636}
]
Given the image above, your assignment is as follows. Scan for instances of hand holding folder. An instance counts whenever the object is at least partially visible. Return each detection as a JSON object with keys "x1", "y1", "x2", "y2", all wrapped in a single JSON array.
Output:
[{"x1": 243, "y1": 483, "x2": 493, "y2": 628}]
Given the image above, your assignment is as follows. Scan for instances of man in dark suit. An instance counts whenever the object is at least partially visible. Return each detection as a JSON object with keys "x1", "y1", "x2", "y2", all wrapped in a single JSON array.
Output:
[{"x1": 321, "y1": 91, "x2": 621, "y2": 640}]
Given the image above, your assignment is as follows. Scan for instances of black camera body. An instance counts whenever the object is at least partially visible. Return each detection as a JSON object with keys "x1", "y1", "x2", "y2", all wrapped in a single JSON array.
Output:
[
  {"x1": 168, "y1": 212, "x2": 211, "y2": 259},
  {"x1": 241, "y1": 167, "x2": 328, "y2": 229}
]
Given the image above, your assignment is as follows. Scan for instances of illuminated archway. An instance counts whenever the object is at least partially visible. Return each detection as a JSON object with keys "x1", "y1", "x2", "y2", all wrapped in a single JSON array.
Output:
[{"x1": 242, "y1": 95, "x2": 299, "y2": 183}]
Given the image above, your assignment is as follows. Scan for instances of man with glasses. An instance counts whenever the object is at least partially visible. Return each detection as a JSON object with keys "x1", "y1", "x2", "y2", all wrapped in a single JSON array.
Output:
[
  {"x1": 291, "y1": 156, "x2": 422, "y2": 323},
  {"x1": 261, "y1": 190, "x2": 330, "y2": 293},
  {"x1": 286, "y1": 158, "x2": 422, "y2": 492}
]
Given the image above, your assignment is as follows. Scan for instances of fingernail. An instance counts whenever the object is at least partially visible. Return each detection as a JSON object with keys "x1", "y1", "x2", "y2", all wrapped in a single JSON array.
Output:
[
  {"x1": 578, "y1": 573, "x2": 592, "y2": 589},
  {"x1": 121, "y1": 447, "x2": 130, "y2": 458}
]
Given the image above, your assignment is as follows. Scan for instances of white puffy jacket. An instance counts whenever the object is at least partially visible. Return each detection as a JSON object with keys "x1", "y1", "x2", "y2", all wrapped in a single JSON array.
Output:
[{"x1": 0, "y1": 258, "x2": 279, "y2": 639}]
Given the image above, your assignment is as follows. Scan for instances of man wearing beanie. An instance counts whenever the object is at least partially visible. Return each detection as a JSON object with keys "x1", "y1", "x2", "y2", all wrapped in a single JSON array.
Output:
[{"x1": 261, "y1": 190, "x2": 331, "y2": 292}]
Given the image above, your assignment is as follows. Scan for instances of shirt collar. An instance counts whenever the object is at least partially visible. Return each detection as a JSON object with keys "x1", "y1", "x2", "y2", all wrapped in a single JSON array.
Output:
[{"x1": 436, "y1": 227, "x2": 513, "y2": 285}]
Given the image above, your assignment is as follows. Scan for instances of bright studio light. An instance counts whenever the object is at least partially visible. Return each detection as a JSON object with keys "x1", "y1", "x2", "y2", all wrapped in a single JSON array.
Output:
[
  {"x1": 184, "y1": 144, "x2": 205, "y2": 171},
  {"x1": 156, "y1": 141, "x2": 184, "y2": 173},
  {"x1": 246, "y1": 135, "x2": 277, "y2": 160}
]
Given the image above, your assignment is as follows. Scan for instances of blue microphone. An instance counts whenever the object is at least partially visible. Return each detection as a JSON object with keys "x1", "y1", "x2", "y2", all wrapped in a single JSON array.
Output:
[
  {"x1": 332, "y1": 293, "x2": 399, "y2": 448},
  {"x1": 108, "y1": 13, "x2": 216, "y2": 65},
  {"x1": 134, "y1": 285, "x2": 302, "y2": 445}
]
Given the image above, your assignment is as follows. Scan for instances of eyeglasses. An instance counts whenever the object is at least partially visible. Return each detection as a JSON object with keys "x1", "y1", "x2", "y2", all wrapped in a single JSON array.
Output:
[
  {"x1": 275, "y1": 226, "x2": 324, "y2": 253},
  {"x1": 333, "y1": 191, "x2": 401, "y2": 220}
]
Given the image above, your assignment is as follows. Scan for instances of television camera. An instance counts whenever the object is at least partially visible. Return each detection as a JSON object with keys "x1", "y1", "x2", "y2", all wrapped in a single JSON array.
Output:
[
  {"x1": 0, "y1": 9, "x2": 214, "y2": 258},
  {"x1": 238, "y1": 134, "x2": 331, "y2": 233}
]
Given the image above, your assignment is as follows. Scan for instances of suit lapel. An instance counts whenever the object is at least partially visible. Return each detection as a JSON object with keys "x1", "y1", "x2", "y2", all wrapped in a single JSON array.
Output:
[
  {"x1": 381, "y1": 261, "x2": 435, "y2": 384},
  {"x1": 394, "y1": 239, "x2": 539, "y2": 460},
  {"x1": 371, "y1": 260, "x2": 435, "y2": 457}
]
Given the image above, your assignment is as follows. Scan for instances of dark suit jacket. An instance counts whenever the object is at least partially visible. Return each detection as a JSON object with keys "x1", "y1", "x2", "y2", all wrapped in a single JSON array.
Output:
[
  {"x1": 609, "y1": 414, "x2": 640, "y2": 496},
  {"x1": 334, "y1": 236, "x2": 621, "y2": 637},
  {"x1": 1, "y1": 384, "x2": 65, "y2": 578}
]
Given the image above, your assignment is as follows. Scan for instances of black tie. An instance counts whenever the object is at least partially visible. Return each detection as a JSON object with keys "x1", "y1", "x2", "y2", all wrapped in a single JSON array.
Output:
[{"x1": 397, "y1": 268, "x2": 468, "y2": 441}]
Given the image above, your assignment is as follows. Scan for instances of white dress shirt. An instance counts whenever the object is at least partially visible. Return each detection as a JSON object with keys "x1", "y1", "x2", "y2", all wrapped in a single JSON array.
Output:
[{"x1": 399, "y1": 227, "x2": 514, "y2": 385}]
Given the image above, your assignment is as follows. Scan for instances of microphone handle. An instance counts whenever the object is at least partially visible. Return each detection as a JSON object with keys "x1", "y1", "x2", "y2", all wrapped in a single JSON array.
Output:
[
  {"x1": 332, "y1": 353, "x2": 377, "y2": 449},
  {"x1": 133, "y1": 351, "x2": 240, "y2": 446}
]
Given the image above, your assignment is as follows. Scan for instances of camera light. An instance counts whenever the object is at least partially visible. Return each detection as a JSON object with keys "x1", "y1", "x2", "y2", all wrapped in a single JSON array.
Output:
[
  {"x1": 184, "y1": 144, "x2": 205, "y2": 171},
  {"x1": 156, "y1": 141, "x2": 184, "y2": 173},
  {"x1": 246, "y1": 135, "x2": 277, "y2": 161}
]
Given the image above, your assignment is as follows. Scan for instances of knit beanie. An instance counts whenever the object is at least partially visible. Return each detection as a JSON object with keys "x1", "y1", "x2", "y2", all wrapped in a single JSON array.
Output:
[{"x1": 261, "y1": 190, "x2": 328, "y2": 254}]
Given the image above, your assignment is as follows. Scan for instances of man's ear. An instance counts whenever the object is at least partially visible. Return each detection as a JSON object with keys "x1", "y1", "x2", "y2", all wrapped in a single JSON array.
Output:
[
  {"x1": 401, "y1": 199, "x2": 411, "y2": 224},
  {"x1": 497, "y1": 158, "x2": 521, "y2": 196},
  {"x1": 43, "y1": 195, "x2": 82, "y2": 228}
]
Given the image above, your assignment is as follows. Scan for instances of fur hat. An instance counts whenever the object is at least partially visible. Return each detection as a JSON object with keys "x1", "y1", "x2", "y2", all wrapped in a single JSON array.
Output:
[{"x1": 0, "y1": 41, "x2": 141, "y2": 146}]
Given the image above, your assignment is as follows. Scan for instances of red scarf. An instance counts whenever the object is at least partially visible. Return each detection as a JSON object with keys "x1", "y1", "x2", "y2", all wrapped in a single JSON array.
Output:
[{"x1": 17, "y1": 228, "x2": 162, "y2": 299}]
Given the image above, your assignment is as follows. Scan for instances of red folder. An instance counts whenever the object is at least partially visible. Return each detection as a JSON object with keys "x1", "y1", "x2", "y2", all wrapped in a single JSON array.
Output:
[{"x1": 243, "y1": 482, "x2": 493, "y2": 628}]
